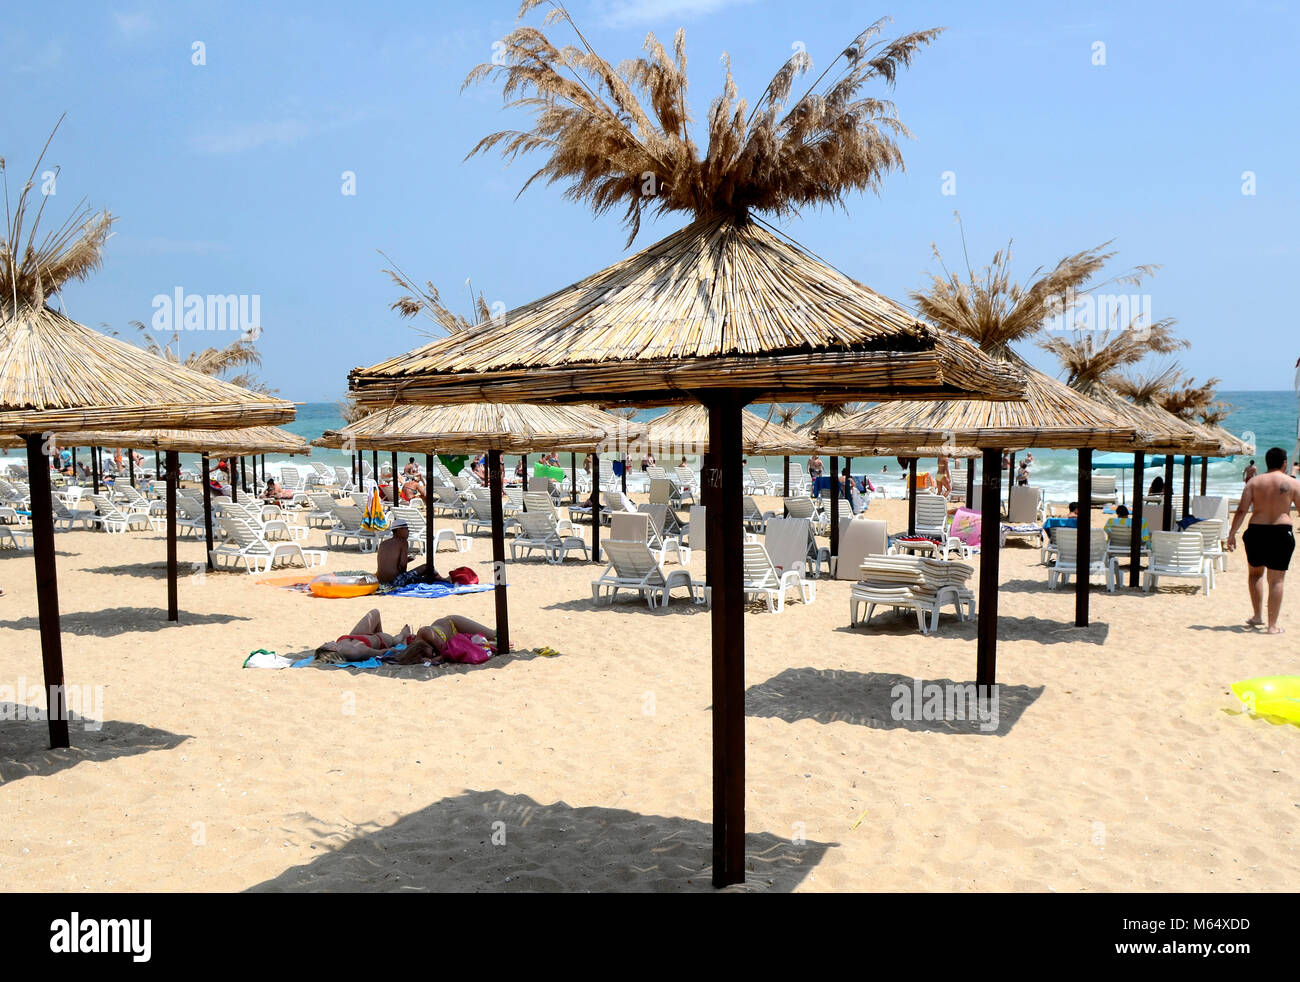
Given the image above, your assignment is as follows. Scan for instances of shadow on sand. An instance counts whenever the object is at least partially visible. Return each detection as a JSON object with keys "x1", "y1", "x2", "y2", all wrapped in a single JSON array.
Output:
[
  {"x1": 249, "y1": 789, "x2": 833, "y2": 892},
  {"x1": 746, "y1": 667, "x2": 1043, "y2": 735},
  {"x1": 0, "y1": 706, "x2": 189, "y2": 784},
  {"x1": 0, "y1": 607, "x2": 250, "y2": 636}
]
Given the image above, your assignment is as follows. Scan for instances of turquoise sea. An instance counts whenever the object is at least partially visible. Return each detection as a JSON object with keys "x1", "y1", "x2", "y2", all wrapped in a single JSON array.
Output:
[
  {"x1": 15, "y1": 392, "x2": 1294, "y2": 502},
  {"x1": 279, "y1": 391, "x2": 1297, "y2": 501}
]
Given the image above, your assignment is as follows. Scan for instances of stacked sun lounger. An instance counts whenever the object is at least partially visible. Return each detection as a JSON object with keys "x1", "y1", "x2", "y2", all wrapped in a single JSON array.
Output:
[{"x1": 851, "y1": 555, "x2": 976, "y2": 635}]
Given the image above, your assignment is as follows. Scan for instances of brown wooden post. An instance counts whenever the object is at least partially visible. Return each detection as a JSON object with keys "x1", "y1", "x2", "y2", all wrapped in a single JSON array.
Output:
[
  {"x1": 72, "y1": 447, "x2": 78, "y2": 476},
  {"x1": 783, "y1": 456, "x2": 790, "y2": 498},
  {"x1": 25, "y1": 434, "x2": 70, "y2": 749},
  {"x1": 91, "y1": 445, "x2": 100, "y2": 495},
  {"x1": 1200, "y1": 456, "x2": 1208, "y2": 496},
  {"x1": 828, "y1": 455, "x2": 840, "y2": 559},
  {"x1": 229, "y1": 459, "x2": 238, "y2": 504},
  {"x1": 240, "y1": 456, "x2": 248, "y2": 494},
  {"x1": 425, "y1": 453, "x2": 436, "y2": 583},
  {"x1": 1129, "y1": 452, "x2": 1145, "y2": 589},
  {"x1": 352, "y1": 452, "x2": 358, "y2": 489},
  {"x1": 1182, "y1": 454, "x2": 1193, "y2": 518},
  {"x1": 591, "y1": 452, "x2": 601, "y2": 564},
  {"x1": 570, "y1": 452, "x2": 578, "y2": 505},
  {"x1": 391, "y1": 452, "x2": 399, "y2": 495},
  {"x1": 845, "y1": 456, "x2": 854, "y2": 509},
  {"x1": 201, "y1": 453, "x2": 214, "y2": 571},
  {"x1": 966, "y1": 455, "x2": 976, "y2": 505},
  {"x1": 1162, "y1": 457, "x2": 1175, "y2": 531},
  {"x1": 371, "y1": 450, "x2": 379, "y2": 488},
  {"x1": 128, "y1": 448, "x2": 136, "y2": 488},
  {"x1": 166, "y1": 450, "x2": 179, "y2": 621},
  {"x1": 153, "y1": 450, "x2": 160, "y2": 481},
  {"x1": 706, "y1": 394, "x2": 745, "y2": 887},
  {"x1": 1076, "y1": 448, "x2": 1092, "y2": 627},
  {"x1": 907, "y1": 458, "x2": 918, "y2": 536},
  {"x1": 977, "y1": 448, "x2": 1002, "y2": 690},
  {"x1": 488, "y1": 449, "x2": 509, "y2": 653},
  {"x1": 620, "y1": 455, "x2": 627, "y2": 494}
]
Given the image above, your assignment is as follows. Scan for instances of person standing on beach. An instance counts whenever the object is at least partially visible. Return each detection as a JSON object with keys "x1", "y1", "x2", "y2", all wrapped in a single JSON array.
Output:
[
  {"x1": 1242, "y1": 460, "x2": 1257, "y2": 483},
  {"x1": 1227, "y1": 447, "x2": 1300, "y2": 634}
]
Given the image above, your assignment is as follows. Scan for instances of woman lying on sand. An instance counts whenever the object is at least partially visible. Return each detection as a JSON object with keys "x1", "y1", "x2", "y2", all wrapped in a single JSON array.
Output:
[{"x1": 315, "y1": 609, "x2": 500, "y2": 665}]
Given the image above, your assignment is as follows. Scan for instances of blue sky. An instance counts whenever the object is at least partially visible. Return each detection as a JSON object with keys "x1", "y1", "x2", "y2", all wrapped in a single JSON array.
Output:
[{"x1": 4, "y1": 0, "x2": 1298, "y2": 400}]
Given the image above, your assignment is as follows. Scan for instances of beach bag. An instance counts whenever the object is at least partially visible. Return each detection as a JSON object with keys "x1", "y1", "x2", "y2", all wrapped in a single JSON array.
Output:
[
  {"x1": 444, "y1": 632, "x2": 493, "y2": 664},
  {"x1": 950, "y1": 507, "x2": 981, "y2": 547},
  {"x1": 448, "y1": 566, "x2": 478, "y2": 585}
]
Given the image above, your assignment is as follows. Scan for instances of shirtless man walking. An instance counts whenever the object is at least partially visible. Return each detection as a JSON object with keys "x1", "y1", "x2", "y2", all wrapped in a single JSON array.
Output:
[{"x1": 1227, "y1": 447, "x2": 1300, "y2": 634}]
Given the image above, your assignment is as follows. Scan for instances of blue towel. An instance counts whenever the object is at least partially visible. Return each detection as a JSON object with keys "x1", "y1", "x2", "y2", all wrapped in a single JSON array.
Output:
[
  {"x1": 378, "y1": 581, "x2": 496, "y2": 599},
  {"x1": 292, "y1": 656, "x2": 384, "y2": 669}
]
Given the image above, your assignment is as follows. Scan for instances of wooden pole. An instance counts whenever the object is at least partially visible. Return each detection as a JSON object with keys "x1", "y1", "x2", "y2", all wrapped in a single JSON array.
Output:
[
  {"x1": 72, "y1": 447, "x2": 78, "y2": 477},
  {"x1": 154, "y1": 450, "x2": 161, "y2": 482},
  {"x1": 488, "y1": 449, "x2": 509, "y2": 653},
  {"x1": 907, "y1": 458, "x2": 918, "y2": 536},
  {"x1": 166, "y1": 451, "x2": 179, "y2": 621},
  {"x1": 371, "y1": 450, "x2": 379, "y2": 489},
  {"x1": 201, "y1": 453, "x2": 214, "y2": 571},
  {"x1": 977, "y1": 448, "x2": 1002, "y2": 690},
  {"x1": 783, "y1": 456, "x2": 790, "y2": 498},
  {"x1": 1162, "y1": 457, "x2": 1175, "y2": 531},
  {"x1": 570, "y1": 452, "x2": 578, "y2": 505},
  {"x1": 229, "y1": 459, "x2": 238, "y2": 503},
  {"x1": 92, "y1": 445, "x2": 100, "y2": 495},
  {"x1": 25, "y1": 434, "x2": 70, "y2": 749},
  {"x1": 241, "y1": 456, "x2": 248, "y2": 494},
  {"x1": 128, "y1": 448, "x2": 136, "y2": 488},
  {"x1": 591, "y1": 452, "x2": 601, "y2": 565},
  {"x1": 966, "y1": 456, "x2": 976, "y2": 506},
  {"x1": 425, "y1": 453, "x2": 436, "y2": 583},
  {"x1": 1076, "y1": 449, "x2": 1092, "y2": 627},
  {"x1": 391, "y1": 451, "x2": 399, "y2": 495},
  {"x1": 845, "y1": 456, "x2": 854, "y2": 509},
  {"x1": 706, "y1": 395, "x2": 745, "y2": 887},
  {"x1": 620, "y1": 455, "x2": 627, "y2": 494},
  {"x1": 1182, "y1": 455, "x2": 1193, "y2": 518},
  {"x1": 352, "y1": 452, "x2": 358, "y2": 489},
  {"x1": 260, "y1": 454, "x2": 265, "y2": 488},
  {"x1": 1129, "y1": 452, "x2": 1145, "y2": 589},
  {"x1": 1200, "y1": 456, "x2": 1208, "y2": 496},
  {"x1": 828, "y1": 454, "x2": 840, "y2": 560}
]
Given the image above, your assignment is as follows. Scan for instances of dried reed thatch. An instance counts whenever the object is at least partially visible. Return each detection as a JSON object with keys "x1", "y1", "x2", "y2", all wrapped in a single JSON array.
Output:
[
  {"x1": 643, "y1": 403, "x2": 812, "y2": 455},
  {"x1": 815, "y1": 350, "x2": 1142, "y2": 452},
  {"x1": 316, "y1": 402, "x2": 641, "y2": 454},
  {"x1": 350, "y1": 217, "x2": 1026, "y2": 407},
  {"x1": 1040, "y1": 323, "x2": 1220, "y2": 454},
  {"x1": 468, "y1": 2, "x2": 943, "y2": 244},
  {"x1": 0, "y1": 129, "x2": 294, "y2": 431},
  {"x1": 23, "y1": 426, "x2": 311, "y2": 456}
]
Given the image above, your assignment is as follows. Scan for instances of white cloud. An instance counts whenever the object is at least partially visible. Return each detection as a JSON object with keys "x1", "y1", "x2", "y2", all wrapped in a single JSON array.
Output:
[
  {"x1": 594, "y1": 0, "x2": 760, "y2": 29},
  {"x1": 9, "y1": 38, "x2": 63, "y2": 74},
  {"x1": 113, "y1": 11, "x2": 155, "y2": 39},
  {"x1": 188, "y1": 119, "x2": 313, "y2": 154}
]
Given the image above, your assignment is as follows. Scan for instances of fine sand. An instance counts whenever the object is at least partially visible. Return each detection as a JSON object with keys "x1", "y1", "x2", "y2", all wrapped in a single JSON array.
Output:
[{"x1": 1, "y1": 490, "x2": 1296, "y2": 892}]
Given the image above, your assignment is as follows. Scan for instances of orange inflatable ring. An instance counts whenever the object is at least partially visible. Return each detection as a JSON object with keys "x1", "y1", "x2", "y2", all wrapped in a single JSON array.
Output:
[{"x1": 309, "y1": 573, "x2": 379, "y2": 599}]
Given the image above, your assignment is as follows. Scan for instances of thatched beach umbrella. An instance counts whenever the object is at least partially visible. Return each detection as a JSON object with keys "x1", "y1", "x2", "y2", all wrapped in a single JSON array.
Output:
[
  {"x1": 1043, "y1": 325, "x2": 1229, "y2": 585},
  {"x1": 24, "y1": 426, "x2": 311, "y2": 620},
  {"x1": 318, "y1": 403, "x2": 642, "y2": 650},
  {"x1": 818, "y1": 352, "x2": 1142, "y2": 679},
  {"x1": 1, "y1": 136, "x2": 295, "y2": 749},
  {"x1": 350, "y1": 8, "x2": 1027, "y2": 888}
]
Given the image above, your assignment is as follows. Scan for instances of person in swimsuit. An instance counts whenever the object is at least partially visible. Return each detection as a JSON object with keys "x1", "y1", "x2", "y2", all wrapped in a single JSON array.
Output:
[
  {"x1": 1227, "y1": 447, "x2": 1300, "y2": 634},
  {"x1": 936, "y1": 455, "x2": 951, "y2": 497},
  {"x1": 376, "y1": 518, "x2": 441, "y2": 588},
  {"x1": 319, "y1": 609, "x2": 499, "y2": 664}
]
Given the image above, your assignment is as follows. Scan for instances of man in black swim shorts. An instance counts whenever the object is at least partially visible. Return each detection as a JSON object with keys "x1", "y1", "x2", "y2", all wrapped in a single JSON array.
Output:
[{"x1": 1228, "y1": 447, "x2": 1300, "y2": 634}]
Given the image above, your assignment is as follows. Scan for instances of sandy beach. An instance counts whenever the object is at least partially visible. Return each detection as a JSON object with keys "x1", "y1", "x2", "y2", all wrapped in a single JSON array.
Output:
[{"x1": 0, "y1": 491, "x2": 1294, "y2": 893}]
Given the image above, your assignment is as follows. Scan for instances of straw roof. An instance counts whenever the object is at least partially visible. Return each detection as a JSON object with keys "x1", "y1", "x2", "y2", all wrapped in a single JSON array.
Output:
[
  {"x1": 815, "y1": 351, "x2": 1143, "y2": 453},
  {"x1": 314, "y1": 402, "x2": 641, "y2": 454},
  {"x1": 643, "y1": 404, "x2": 813, "y2": 456},
  {"x1": 0, "y1": 305, "x2": 295, "y2": 431},
  {"x1": 349, "y1": 217, "x2": 1027, "y2": 409},
  {"x1": 1069, "y1": 378, "x2": 1223, "y2": 456},
  {"x1": 0, "y1": 426, "x2": 309, "y2": 456}
]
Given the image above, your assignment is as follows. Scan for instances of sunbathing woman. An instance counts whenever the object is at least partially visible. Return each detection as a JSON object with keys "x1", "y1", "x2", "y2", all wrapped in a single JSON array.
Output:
[{"x1": 317, "y1": 609, "x2": 500, "y2": 665}]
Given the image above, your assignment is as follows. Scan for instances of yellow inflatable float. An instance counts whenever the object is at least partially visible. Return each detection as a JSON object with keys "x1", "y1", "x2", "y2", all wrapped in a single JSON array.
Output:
[
  {"x1": 309, "y1": 573, "x2": 379, "y2": 599},
  {"x1": 1230, "y1": 676, "x2": 1300, "y2": 725}
]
